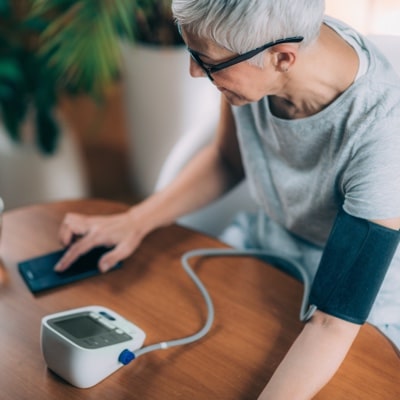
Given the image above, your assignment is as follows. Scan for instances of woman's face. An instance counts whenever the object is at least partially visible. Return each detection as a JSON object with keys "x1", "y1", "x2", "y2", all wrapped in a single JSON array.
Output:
[{"x1": 182, "y1": 30, "x2": 284, "y2": 106}]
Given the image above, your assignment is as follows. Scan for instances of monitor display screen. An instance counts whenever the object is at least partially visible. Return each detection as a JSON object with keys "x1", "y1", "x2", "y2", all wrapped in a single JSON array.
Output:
[{"x1": 55, "y1": 315, "x2": 109, "y2": 339}]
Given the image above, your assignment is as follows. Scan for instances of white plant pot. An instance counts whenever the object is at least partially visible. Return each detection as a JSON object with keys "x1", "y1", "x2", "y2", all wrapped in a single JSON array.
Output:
[
  {"x1": 121, "y1": 42, "x2": 220, "y2": 198},
  {"x1": 0, "y1": 117, "x2": 89, "y2": 210}
]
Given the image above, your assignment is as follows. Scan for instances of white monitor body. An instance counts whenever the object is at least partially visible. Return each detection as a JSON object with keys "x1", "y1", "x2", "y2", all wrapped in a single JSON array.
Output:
[{"x1": 41, "y1": 305, "x2": 146, "y2": 388}]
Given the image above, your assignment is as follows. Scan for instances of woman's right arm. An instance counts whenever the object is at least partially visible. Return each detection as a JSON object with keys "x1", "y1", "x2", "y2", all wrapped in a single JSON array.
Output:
[
  {"x1": 138, "y1": 96, "x2": 244, "y2": 231},
  {"x1": 55, "y1": 97, "x2": 244, "y2": 272}
]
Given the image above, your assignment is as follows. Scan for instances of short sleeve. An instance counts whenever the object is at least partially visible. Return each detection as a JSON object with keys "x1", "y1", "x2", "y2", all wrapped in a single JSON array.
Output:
[{"x1": 342, "y1": 116, "x2": 400, "y2": 220}]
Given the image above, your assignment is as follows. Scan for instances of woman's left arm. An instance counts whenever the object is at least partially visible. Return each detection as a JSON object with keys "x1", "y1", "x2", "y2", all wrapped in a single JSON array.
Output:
[
  {"x1": 258, "y1": 310, "x2": 360, "y2": 400},
  {"x1": 258, "y1": 216, "x2": 400, "y2": 400}
]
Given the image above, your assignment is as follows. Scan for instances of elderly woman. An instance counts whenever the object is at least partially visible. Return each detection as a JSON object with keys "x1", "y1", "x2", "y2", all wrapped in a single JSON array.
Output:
[{"x1": 55, "y1": 1, "x2": 400, "y2": 398}]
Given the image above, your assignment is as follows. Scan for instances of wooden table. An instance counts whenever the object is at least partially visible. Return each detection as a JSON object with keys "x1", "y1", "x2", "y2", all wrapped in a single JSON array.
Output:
[{"x1": 0, "y1": 199, "x2": 399, "y2": 399}]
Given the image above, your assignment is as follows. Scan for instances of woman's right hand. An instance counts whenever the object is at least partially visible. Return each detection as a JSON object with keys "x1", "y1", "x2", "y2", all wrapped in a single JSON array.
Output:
[{"x1": 54, "y1": 207, "x2": 149, "y2": 273}]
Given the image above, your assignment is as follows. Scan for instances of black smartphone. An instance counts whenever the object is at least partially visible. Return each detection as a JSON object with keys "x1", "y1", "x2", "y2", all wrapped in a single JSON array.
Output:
[{"x1": 18, "y1": 246, "x2": 122, "y2": 294}]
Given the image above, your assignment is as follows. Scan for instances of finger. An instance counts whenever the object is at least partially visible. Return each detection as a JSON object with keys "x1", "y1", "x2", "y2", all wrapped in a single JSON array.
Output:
[
  {"x1": 98, "y1": 241, "x2": 135, "y2": 273},
  {"x1": 59, "y1": 214, "x2": 89, "y2": 246},
  {"x1": 59, "y1": 221, "x2": 74, "y2": 247},
  {"x1": 54, "y1": 237, "x2": 99, "y2": 272}
]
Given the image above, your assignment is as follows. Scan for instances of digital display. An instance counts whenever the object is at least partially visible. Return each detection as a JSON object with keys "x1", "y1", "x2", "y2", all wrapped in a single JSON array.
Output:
[{"x1": 55, "y1": 315, "x2": 110, "y2": 339}]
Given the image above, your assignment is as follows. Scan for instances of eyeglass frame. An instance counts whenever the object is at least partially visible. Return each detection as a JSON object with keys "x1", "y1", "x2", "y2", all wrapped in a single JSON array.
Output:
[{"x1": 178, "y1": 24, "x2": 304, "y2": 81}]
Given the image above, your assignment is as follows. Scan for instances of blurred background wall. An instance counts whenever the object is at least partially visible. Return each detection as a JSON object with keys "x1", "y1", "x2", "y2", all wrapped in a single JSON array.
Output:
[{"x1": 326, "y1": 0, "x2": 400, "y2": 35}]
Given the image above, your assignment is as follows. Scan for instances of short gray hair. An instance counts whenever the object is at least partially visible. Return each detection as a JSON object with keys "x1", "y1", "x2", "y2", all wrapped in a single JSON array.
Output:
[{"x1": 172, "y1": 0, "x2": 325, "y2": 66}]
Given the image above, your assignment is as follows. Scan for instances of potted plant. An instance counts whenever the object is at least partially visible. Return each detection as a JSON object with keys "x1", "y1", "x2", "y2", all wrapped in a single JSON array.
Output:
[
  {"x1": 0, "y1": 0, "x2": 135, "y2": 207},
  {"x1": 121, "y1": 0, "x2": 220, "y2": 198},
  {"x1": 0, "y1": 0, "x2": 136, "y2": 152},
  {"x1": 0, "y1": 0, "x2": 218, "y2": 206}
]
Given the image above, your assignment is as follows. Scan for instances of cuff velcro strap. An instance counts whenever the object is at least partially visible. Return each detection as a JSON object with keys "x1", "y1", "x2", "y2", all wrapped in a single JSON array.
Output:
[{"x1": 309, "y1": 209, "x2": 400, "y2": 324}]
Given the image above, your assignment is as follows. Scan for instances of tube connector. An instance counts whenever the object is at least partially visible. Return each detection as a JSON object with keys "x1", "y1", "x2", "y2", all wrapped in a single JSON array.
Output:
[{"x1": 119, "y1": 349, "x2": 135, "y2": 365}]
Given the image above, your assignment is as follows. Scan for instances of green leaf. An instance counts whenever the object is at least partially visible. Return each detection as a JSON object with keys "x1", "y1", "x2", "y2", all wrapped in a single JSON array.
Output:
[
  {"x1": 0, "y1": 98, "x2": 26, "y2": 141},
  {"x1": 35, "y1": 0, "x2": 133, "y2": 99},
  {"x1": 29, "y1": 0, "x2": 77, "y2": 17},
  {"x1": 0, "y1": 0, "x2": 10, "y2": 16},
  {"x1": 35, "y1": 109, "x2": 60, "y2": 154},
  {"x1": 0, "y1": 84, "x2": 13, "y2": 99},
  {"x1": 0, "y1": 59, "x2": 23, "y2": 82},
  {"x1": 22, "y1": 16, "x2": 50, "y2": 33}
]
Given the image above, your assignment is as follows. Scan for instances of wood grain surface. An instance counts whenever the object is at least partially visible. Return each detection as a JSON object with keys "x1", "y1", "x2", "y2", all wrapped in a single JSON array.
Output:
[{"x1": 0, "y1": 199, "x2": 398, "y2": 399}]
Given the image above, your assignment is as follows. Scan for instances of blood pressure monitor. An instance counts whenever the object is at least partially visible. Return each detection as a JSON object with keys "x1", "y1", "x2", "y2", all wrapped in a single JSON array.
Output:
[{"x1": 41, "y1": 305, "x2": 146, "y2": 388}]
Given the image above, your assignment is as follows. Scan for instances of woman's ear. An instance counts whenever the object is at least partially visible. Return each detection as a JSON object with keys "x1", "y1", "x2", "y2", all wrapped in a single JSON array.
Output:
[{"x1": 271, "y1": 44, "x2": 298, "y2": 72}]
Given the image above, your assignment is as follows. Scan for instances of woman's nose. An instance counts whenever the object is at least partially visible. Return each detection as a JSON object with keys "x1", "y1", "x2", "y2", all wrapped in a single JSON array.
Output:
[{"x1": 189, "y1": 58, "x2": 206, "y2": 78}]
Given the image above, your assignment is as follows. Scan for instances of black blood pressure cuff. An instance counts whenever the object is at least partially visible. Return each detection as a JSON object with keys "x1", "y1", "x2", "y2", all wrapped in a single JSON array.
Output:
[{"x1": 308, "y1": 208, "x2": 400, "y2": 325}]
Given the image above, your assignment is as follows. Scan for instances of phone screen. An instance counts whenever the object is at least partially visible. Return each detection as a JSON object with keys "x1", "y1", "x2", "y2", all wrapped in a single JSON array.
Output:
[{"x1": 18, "y1": 247, "x2": 122, "y2": 293}]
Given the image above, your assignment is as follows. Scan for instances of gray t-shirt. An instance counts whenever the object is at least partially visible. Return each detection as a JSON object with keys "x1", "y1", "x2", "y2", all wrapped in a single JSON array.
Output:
[
  {"x1": 225, "y1": 17, "x2": 400, "y2": 336},
  {"x1": 232, "y1": 17, "x2": 400, "y2": 247}
]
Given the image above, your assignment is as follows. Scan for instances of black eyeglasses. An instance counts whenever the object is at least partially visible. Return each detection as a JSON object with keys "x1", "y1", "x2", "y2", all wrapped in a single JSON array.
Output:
[{"x1": 187, "y1": 36, "x2": 304, "y2": 81}]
